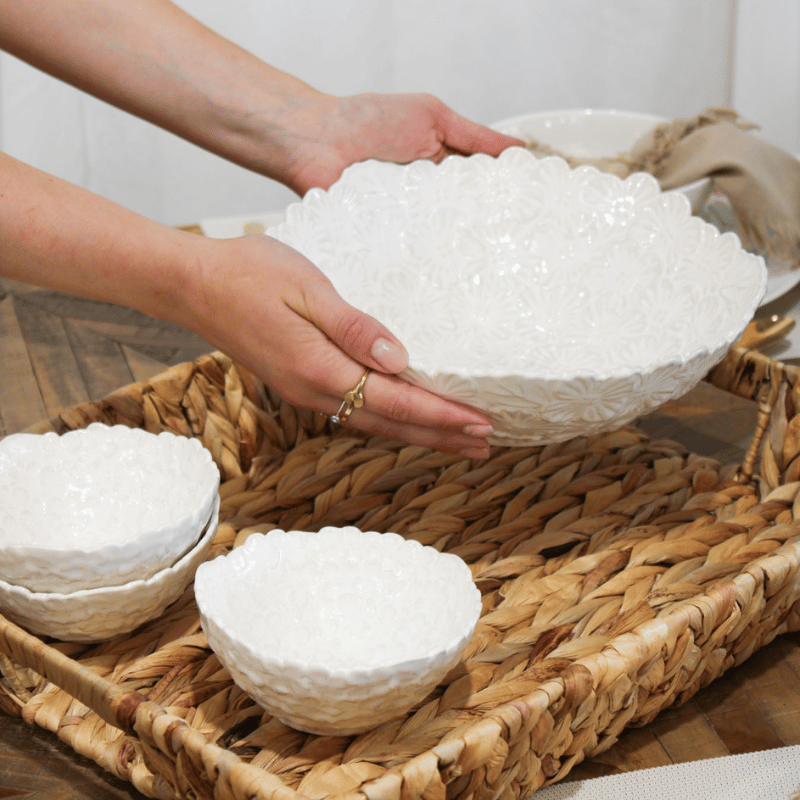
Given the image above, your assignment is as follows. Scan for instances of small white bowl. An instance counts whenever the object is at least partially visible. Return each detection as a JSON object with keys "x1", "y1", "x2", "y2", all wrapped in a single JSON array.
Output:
[
  {"x1": 492, "y1": 108, "x2": 713, "y2": 212},
  {"x1": 195, "y1": 526, "x2": 482, "y2": 735},
  {"x1": 0, "y1": 496, "x2": 219, "y2": 642},
  {"x1": 0, "y1": 423, "x2": 220, "y2": 592},
  {"x1": 267, "y1": 149, "x2": 766, "y2": 446}
]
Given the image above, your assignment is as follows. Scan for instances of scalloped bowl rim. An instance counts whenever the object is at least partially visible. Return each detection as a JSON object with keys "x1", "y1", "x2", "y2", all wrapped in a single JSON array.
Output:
[
  {"x1": 0, "y1": 496, "x2": 219, "y2": 605},
  {"x1": 196, "y1": 527, "x2": 482, "y2": 679},
  {"x1": 0, "y1": 492, "x2": 217, "y2": 558},
  {"x1": 0, "y1": 426, "x2": 220, "y2": 590},
  {"x1": 267, "y1": 155, "x2": 767, "y2": 383}
]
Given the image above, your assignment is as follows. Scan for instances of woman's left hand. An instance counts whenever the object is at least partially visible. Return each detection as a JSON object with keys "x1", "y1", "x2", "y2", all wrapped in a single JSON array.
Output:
[{"x1": 275, "y1": 92, "x2": 524, "y2": 194}]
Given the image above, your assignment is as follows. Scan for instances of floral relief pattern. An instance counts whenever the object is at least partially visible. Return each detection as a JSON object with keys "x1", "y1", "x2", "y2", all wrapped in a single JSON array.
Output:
[{"x1": 269, "y1": 150, "x2": 767, "y2": 445}]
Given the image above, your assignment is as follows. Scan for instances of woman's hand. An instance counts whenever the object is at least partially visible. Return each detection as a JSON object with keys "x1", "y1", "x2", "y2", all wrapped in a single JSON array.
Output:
[
  {"x1": 0, "y1": 152, "x2": 493, "y2": 457},
  {"x1": 271, "y1": 92, "x2": 524, "y2": 195},
  {"x1": 182, "y1": 234, "x2": 494, "y2": 458}
]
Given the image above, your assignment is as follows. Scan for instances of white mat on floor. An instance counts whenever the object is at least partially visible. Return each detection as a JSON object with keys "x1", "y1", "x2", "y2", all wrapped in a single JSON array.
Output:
[{"x1": 534, "y1": 746, "x2": 800, "y2": 799}]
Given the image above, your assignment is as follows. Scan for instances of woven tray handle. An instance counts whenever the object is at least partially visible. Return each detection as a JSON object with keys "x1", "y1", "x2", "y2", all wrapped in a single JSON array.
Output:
[
  {"x1": 706, "y1": 347, "x2": 800, "y2": 485},
  {"x1": 0, "y1": 613, "x2": 301, "y2": 799}
]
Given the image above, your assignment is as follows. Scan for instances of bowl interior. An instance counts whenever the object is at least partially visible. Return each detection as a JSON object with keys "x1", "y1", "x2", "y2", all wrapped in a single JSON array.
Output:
[
  {"x1": 269, "y1": 151, "x2": 765, "y2": 381},
  {"x1": 197, "y1": 528, "x2": 481, "y2": 673},
  {"x1": 492, "y1": 108, "x2": 667, "y2": 159},
  {"x1": 0, "y1": 424, "x2": 219, "y2": 550}
]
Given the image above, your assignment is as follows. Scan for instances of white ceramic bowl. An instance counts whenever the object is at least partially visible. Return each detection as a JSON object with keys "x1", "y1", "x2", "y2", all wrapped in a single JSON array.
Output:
[
  {"x1": 266, "y1": 149, "x2": 766, "y2": 446},
  {"x1": 195, "y1": 526, "x2": 482, "y2": 735},
  {"x1": 491, "y1": 108, "x2": 713, "y2": 212},
  {"x1": 0, "y1": 423, "x2": 220, "y2": 592},
  {"x1": 0, "y1": 496, "x2": 219, "y2": 642}
]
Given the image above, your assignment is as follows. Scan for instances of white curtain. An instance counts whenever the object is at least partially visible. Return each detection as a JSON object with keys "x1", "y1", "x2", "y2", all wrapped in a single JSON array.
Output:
[{"x1": 0, "y1": 0, "x2": 796, "y2": 226}]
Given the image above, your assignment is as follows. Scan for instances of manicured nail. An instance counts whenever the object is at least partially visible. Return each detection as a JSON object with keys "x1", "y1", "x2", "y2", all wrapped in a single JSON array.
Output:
[
  {"x1": 463, "y1": 423, "x2": 494, "y2": 438},
  {"x1": 371, "y1": 337, "x2": 408, "y2": 373}
]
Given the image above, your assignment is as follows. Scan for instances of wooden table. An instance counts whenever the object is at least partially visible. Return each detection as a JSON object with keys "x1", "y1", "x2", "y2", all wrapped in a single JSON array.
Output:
[{"x1": 2, "y1": 271, "x2": 800, "y2": 798}]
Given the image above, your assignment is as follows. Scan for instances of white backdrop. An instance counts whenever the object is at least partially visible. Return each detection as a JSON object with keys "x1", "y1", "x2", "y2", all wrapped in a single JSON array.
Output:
[{"x1": 1, "y1": 0, "x2": 797, "y2": 226}]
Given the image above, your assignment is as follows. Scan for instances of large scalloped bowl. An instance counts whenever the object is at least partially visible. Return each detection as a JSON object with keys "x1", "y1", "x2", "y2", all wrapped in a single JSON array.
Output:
[
  {"x1": 267, "y1": 149, "x2": 767, "y2": 446},
  {"x1": 195, "y1": 527, "x2": 482, "y2": 735},
  {"x1": 0, "y1": 423, "x2": 220, "y2": 592}
]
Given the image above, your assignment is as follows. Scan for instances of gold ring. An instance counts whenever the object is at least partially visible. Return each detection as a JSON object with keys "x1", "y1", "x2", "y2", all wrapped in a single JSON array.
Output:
[{"x1": 331, "y1": 369, "x2": 370, "y2": 424}]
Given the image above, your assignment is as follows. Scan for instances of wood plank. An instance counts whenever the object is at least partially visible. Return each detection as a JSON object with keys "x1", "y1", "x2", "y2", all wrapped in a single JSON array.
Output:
[
  {"x1": 121, "y1": 344, "x2": 174, "y2": 385},
  {"x1": 0, "y1": 295, "x2": 46, "y2": 435},
  {"x1": 693, "y1": 668, "x2": 785, "y2": 755},
  {"x1": 568, "y1": 725, "x2": 673, "y2": 780},
  {"x1": 14, "y1": 291, "x2": 162, "y2": 325},
  {"x1": 12, "y1": 296, "x2": 89, "y2": 419},
  {"x1": 743, "y1": 654, "x2": 800, "y2": 745},
  {"x1": 0, "y1": 713, "x2": 145, "y2": 799},
  {"x1": 651, "y1": 700, "x2": 730, "y2": 763},
  {"x1": 63, "y1": 318, "x2": 134, "y2": 401},
  {"x1": 779, "y1": 633, "x2": 800, "y2": 679},
  {"x1": 75, "y1": 319, "x2": 211, "y2": 365}
]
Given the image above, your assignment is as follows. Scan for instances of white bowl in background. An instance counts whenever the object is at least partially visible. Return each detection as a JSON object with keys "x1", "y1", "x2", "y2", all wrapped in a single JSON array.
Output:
[
  {"x1": 0, "y1": 496, "x2": 219, "y2": 642},
  {"x1": 196, "y1": 526, "x2": 482, "y2": 735},
  {"x1": 0, "y1": 423, "x2": 220, "y2": 592},
  {"x1": 267, "y1": 150, "x2": 766, "y2": 446},
  {"x1": 491, "y1": 108, "x2": 713, "y2": 213}
]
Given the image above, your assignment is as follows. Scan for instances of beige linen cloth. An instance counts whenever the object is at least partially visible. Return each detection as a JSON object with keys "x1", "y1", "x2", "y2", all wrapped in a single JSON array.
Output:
[{"x1": 526, "y1": 108, "x2": 800, "y2": 265}]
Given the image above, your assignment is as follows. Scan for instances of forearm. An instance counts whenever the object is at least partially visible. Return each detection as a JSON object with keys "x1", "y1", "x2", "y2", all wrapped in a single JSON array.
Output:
[
  {"x1": 0, "y1": 150, "x2": 197, "y2": 323},
  {"x1": 0, "y1": 0, "x2": 318, "y2": 184},
  {"x1": 0, "y1": 0, "x2": 523, "y2": 198},
  {"x1": 0, "y1": 157, "x2": 494, "y2": 456}
]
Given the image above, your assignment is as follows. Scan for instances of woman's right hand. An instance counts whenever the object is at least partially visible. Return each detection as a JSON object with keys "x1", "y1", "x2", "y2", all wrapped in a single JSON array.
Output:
[{"x1": 180, "y1": 233, "x2": 494, "y2": 459}]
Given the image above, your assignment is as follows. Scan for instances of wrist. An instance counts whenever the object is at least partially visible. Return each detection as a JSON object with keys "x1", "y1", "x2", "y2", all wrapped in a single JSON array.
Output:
[{"x1": 203, "y1": 79, "x2": 334, "y2": 189}]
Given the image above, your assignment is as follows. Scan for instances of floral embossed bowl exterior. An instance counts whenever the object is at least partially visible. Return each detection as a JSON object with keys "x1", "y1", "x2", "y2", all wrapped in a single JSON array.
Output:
[
  {"x1": 0, "y1": 496, "x2": 219, "y2": 642},
  {"x1": 267, "y1": 149, "x2": 767, "y2": 446},
  {"x1": 195, "y1": 526, "x2": 482, "y2": 735},
  {"x1": 491, "y1": 108, "x2": 713, "y2": 212},
  {"x1": 0, "y1": 423, "x2": 220, "y2": 592}
]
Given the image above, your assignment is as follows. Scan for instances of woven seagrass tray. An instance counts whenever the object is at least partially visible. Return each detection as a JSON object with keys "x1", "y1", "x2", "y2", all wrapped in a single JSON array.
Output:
[{"x1": 1, "y1": 345, "x2": 800, "y2": 800}]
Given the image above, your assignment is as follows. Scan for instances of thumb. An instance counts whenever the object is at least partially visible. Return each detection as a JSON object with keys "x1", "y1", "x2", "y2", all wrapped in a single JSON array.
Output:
[
  {"x1": 303, "y1": 277, "x2": 410, "y2": 374},
  {"x1": 440, "y1": 106, "x2": 525, "y2": 156}
]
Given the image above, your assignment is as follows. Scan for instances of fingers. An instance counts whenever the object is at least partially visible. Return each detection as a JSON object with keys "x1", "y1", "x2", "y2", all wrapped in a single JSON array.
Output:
[
  {"x1": 290, "y1": 267, "x2": 493, "y2": 452},
  {"x1": 435, "y1": 101, "x2": 525, "y2": 157},
  {"x1": 298, "y1": 274, "x2": 410, "y2": 374},
  {"x1": 253, "y1": 211, "x2": 494, "y2": 457},
  {"x1": 346, "y1": 408, "x2": 492, "y2": 459},
  {"x1": 309, "y1": 367, "x2": 493, "y2": 459}
]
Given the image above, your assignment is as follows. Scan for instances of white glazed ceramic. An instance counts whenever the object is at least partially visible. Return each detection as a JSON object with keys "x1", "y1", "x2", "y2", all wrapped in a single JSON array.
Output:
[
  {"x1": 491, "y1": 108, "x2": 713, "y2": 212},
  {"x1": 195, "y1": 526, "x2": 482, "y2": 735},
  {"x1": 0, "y1": 496, "x2": 219, "y2": 642},
  {"x1": 266, "y1": 149, "x2": 767, "y2": 446},
  {"x1": 0, "y1": 423, "x2": 220, "y2": 592}
]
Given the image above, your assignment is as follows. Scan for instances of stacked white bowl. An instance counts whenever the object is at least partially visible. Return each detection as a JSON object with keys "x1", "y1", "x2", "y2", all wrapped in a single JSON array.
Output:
[{"x1": 0, "y1": 423, "x2": 220, "y2": 642}]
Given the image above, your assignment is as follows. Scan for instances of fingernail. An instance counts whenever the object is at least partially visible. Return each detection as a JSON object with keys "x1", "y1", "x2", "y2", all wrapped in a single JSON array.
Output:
[
  {"x1": 371, "y1": 337, "x2": 408, "y2": 373},
  {"x1": 463, "y1": 423, "x2": 494, "y2": 438},
  {"x1": 461, "y1": 445, "x2": 491, "y2": 460}
]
